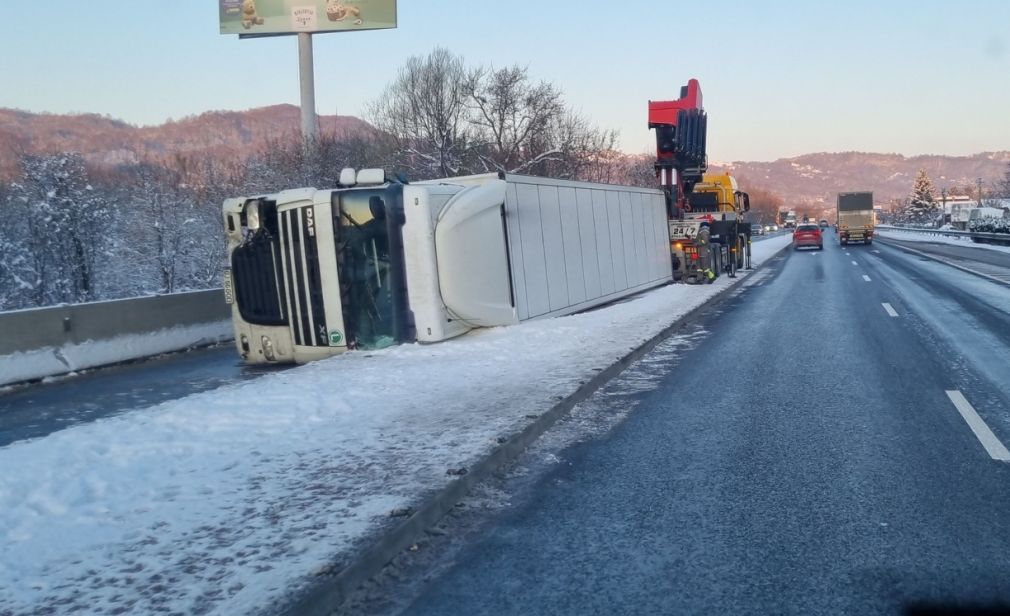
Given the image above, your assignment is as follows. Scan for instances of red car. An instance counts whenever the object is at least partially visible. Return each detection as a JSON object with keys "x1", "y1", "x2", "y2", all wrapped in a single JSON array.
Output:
[{"x1": 793, "y1": 223, "x2": 823, "y2": 250}]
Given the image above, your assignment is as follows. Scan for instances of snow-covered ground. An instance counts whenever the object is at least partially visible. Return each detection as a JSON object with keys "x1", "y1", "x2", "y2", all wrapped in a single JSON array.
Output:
[
  {"x1": 0, "y1": 235, "x2": 792, "y2": 615},
  {"x1": 876, "y1": 228, "x2": 1010, "y2": 256},
  {"x1": 0, "y1": 320, "x2": 233, "y2": 387}
]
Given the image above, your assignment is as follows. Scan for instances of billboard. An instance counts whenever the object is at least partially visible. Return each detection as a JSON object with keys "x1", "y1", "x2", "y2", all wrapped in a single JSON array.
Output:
[{"x1": 220, "y1": 0, "x2": 396, "y2": 36}]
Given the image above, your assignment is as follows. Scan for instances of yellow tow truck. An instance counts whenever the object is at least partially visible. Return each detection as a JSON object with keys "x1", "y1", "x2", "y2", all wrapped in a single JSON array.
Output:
[{"x1": 668, "y1": 173, "x2": 752, "y2": 283}]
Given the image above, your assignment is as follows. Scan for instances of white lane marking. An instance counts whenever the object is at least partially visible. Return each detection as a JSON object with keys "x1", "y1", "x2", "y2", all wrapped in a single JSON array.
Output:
[
  {"x1": 862, "y1": 275, "x2": 871, "y2": 282},
  {"x1": 872, "y1": 250, "x2": 881, "y2": 254},
  {"x1": 851, "y1": 260, "x2": 858, "y2": 265},
  {"x1": 882, "y1": 303, "x2": 898, "y2": 317},
  {"x1": 946, "y1": 390, "x2": 1010, "y2": 461}
]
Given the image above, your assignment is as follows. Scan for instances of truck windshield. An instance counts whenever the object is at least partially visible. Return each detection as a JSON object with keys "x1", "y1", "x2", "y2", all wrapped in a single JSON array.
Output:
[{"x1": 336, "y1": 187, "x2": 410, "y2": 350}]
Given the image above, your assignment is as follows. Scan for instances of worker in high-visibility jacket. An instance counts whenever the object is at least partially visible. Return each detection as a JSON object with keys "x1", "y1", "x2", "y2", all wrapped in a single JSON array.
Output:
[{"x1": 695, "y1": 223, "x2": 717, "y2": 282}]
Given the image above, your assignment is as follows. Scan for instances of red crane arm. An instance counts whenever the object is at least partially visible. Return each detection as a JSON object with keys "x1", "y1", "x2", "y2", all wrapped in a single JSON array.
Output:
[{"x1": 648, "y1": 78, "x2": 708, "y2": 215}]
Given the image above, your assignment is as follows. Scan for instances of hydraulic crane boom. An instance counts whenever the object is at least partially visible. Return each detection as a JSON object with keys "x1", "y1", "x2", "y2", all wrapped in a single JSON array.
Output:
[{"x1": 648, "y1": 78, "x2": 708, "y2": 217}]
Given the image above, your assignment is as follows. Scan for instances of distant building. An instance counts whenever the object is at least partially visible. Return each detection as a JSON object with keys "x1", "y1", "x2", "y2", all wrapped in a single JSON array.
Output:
[{"x1": 941, "y1": 198, "x2": 1010, "y2": 228}]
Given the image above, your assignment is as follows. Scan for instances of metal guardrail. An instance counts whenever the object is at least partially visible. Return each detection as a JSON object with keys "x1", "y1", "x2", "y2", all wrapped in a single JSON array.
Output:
[{"x1": 877, "y1": 225, "x2": 1010, "y2": 243}]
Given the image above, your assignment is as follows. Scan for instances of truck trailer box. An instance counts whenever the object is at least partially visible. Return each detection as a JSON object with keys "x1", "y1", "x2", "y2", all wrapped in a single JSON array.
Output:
[
  {"x1": 837, "y1": 191, "x2": 875, "y2": 244},
  {"x1": 408, "y1": 173, "x2": 673, "y2": 342}
]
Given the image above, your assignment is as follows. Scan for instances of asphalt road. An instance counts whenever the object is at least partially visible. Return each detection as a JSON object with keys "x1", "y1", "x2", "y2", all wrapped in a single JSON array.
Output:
[
  {"x1": 0, "y1": 345, "x2": 280, "y2": 447},
  {"x1": 877, "y1": 234, "x2": 1010, "y2": 285},
  {"x1": 395, "y1": 231, "x2": 1010, "y2": 615}
]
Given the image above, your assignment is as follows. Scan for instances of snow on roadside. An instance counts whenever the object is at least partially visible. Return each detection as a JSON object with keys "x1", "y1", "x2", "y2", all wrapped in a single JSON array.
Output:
[
  {"x1": 876, "y1": 228, "x2": 1010, "y2": 256},
  {"x1": 0, "y1": 235, "x2": 792, "y2": 615},
  {"x1": 0, "y1": 320, "x2": 233, "y2": 387}
]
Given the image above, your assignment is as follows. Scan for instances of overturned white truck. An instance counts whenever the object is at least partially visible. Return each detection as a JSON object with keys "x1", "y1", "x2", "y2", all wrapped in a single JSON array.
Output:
[{"x1": 223, "y1": 170, "x2": 673, "y2": 364}]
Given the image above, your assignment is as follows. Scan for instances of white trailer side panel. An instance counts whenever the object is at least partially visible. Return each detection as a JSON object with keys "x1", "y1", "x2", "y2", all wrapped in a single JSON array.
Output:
[
  {"x1": 538, "y1": 185, "x2": 569, "y2": 313},
  {"x1": 575, "y1": 188, "x2": 602, "y2": 300},
  {"x1": 514, "y1": 182, "x2": 549, "y2": 319},
  {"x1": 591, "y1": 189, "x2": 616, "y2": 296},
  {"x1": 606, "y1": 190, "x2": 628, "y2": 291},
  {"x1": 502, "y1": 175, "x2": 671, "y2": 322}
]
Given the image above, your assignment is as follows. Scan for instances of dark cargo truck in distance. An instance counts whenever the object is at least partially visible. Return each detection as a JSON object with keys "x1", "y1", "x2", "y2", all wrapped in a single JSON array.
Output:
[{"x1": 837, "y1": 192, "x2": 874, "y2": 245}]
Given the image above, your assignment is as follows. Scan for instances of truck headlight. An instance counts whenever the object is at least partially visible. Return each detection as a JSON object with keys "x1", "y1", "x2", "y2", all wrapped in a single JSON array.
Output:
[
  {"x1": 246, "y1": 201, "x2": 261, "y2": 231},
  {"x1": 261, "y1": 336, "x2": 276, "y2": 361}
]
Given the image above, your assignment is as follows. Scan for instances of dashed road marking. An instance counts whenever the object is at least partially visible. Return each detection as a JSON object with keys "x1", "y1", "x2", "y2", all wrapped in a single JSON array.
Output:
[
  {"x1": 851, "y1": 260, "x2": 858, "y2": 265},
  {"x1": 882, "y1": 303, "x2": 898, "y2": 317},
  {"x1": 872, "y1": 250, "x2": 881, "y2": 254},
  {"x1": 946, "y1": 390, "x2": 1010, "y2": 461},
  {"x1": 862, "y1": 275, "x2": 871, "y2": 282}
]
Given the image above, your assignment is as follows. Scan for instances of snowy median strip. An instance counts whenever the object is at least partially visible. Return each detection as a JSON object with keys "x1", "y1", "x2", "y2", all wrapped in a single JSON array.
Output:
[{"x1": 0, "y1": 234, "x2": 793, "y2": 615}]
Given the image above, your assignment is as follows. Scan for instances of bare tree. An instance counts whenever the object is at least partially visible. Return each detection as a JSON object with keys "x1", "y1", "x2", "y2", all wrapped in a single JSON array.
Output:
[
  {"x1": 466, "y1": 65, "x2": 565, "y2": 173},
  {"x1": 368, "y1": 48, "x2": 475, "y2": 179},
  {"x1": 994, "y1": 161, "x2": 1010, "y2": 199}
]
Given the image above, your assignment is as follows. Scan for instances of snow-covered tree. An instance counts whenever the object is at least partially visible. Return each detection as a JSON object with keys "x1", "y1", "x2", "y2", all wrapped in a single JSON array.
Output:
[
  {"x1": 909, "y1": 168, "x2": 938, "y2": 210},
  {"x1": 109, "y1": 162, "x2": 228, "y2": 295},
  {"x1": 3, "y1": 153, "x2": 112, "y2": 307}
]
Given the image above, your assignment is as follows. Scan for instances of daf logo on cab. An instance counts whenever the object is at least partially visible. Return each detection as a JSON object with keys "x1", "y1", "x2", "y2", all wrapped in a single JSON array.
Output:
[{"x1": 305, "y1": 207, "x2": 315, "y2": 237}]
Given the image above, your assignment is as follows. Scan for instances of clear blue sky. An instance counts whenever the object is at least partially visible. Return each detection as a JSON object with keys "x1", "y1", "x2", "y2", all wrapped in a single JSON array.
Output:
[{"x1": 1, "y1": 1, "x2": 1008, "y2": 161}]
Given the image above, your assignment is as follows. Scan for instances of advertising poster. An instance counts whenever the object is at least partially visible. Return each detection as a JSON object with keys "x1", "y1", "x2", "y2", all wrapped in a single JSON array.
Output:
[{"x1": 220, "y1": 0, "x2": 396, "y2": 36}]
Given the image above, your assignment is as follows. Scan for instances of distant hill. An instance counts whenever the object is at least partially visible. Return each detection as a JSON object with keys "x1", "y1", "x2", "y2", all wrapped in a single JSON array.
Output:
[
  {"x1": 0, "y1": 105, "x2": 373, "y2": 179},
  {"x1": 712, "y1": 151, "x2": 1010, "y2": 207},
  {"x1": 2, "y1": 107, "x2": 1006, "y2": 205}
]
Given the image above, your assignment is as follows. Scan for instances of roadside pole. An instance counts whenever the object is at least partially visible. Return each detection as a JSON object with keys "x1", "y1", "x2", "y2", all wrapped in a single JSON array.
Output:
[{"x1": 298, "y1": 32, "x2": 318, "y2": 143}]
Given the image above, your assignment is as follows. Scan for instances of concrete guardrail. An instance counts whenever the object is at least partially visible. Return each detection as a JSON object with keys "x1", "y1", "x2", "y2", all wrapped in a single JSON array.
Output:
[
  {"x1": 877, "y1": 225, "x2": 1010, "y2": 244},
  {"x1": 0, "y1": 289, "x2": 232, "y2": 386}
]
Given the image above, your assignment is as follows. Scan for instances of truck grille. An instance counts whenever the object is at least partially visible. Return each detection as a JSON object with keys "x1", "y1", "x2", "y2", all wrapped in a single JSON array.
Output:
[
  {"x1": 278, "y1": 207, "x2": 329, "y2": 347},
  {"x1": 231, "y1": 233, "x2": 286, "y2": 326}
]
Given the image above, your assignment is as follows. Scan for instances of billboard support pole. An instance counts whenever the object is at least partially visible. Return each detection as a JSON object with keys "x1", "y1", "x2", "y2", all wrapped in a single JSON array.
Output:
[{"x1": 298, "y1": 32, "x2": 318, "y2": 143}]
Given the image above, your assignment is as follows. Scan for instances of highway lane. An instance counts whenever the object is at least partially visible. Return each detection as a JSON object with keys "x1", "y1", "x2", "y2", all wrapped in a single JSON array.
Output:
[
  {"x1": 390, "y1": 230, "x2": 1010, "y2": 615},
  {"x1": 0, "y1": 345, "x2": 282, "y2": 447}
]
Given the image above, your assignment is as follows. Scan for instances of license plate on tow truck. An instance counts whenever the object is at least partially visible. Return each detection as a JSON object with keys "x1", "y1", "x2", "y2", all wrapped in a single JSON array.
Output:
[{"x1": 670, "y1": 222, "x2": 701, "y2": 239}]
